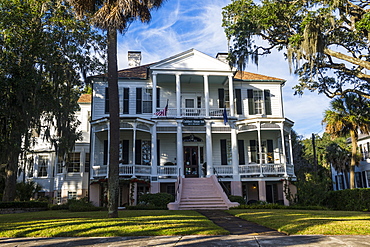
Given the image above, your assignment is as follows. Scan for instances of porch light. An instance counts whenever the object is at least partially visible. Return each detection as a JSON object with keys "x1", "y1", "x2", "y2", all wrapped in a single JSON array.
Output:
[{"x1": 252, "y1": 184, "x2": 257, "y2": 189}]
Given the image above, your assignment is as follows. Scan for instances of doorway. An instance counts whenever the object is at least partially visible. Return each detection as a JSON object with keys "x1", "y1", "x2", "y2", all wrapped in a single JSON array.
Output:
[{"x1": 184, "y1": 146, "x2": 199, "y2": 177}]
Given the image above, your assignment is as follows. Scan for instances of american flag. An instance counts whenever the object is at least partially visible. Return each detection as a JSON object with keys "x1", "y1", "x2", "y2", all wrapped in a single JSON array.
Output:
[{"x1": 154, "y1": 100, "x2": 168, "y2": 116}]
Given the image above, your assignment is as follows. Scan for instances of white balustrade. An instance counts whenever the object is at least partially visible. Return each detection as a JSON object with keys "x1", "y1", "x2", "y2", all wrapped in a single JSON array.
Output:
[{"x1": 157, "y1": 166, "x2": 178, "y2": 176}]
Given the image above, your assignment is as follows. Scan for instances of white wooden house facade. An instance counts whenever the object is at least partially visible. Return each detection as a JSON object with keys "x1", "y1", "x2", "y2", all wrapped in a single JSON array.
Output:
[
  {"x1": 89, "y1": 49, "x2": 296, "y2": 207},
  {"x1": 18, "y1": 95, "x2": 91, "y2": 204}
]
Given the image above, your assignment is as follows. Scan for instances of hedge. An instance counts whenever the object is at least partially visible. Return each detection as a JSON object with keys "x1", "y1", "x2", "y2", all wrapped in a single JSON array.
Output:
[
  {"x1": 326, "y1": 188, "x2": 370, "y2": 211},
  {"x1": 0, "y1": 201, "x2": 48, "y2": 209}
]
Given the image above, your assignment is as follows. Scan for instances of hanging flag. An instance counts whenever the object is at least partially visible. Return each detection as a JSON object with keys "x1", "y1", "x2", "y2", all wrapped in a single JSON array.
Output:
[
  {"x1": 223, "y1": 106, "x2": 228, "y2": 125},
  {"x1": 154, "y1": 99, "x2": 168, "y2": 116}
]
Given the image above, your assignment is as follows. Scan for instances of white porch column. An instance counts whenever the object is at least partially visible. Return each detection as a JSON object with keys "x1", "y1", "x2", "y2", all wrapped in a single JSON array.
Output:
[
  {"x1": 151, "y1": 123, "x2": 157, "y2": 175},
  {"x1": 288, "y1": 130, "x2": 296, "y2": 177},
  {"x1": 228, "y1": 75, "x2": 235, "y2": 117},
  {"x1": 106, "y1": 122, "x2": 110, "y2": 178},
  {"x1": 231, "y1": 123, "x2": 239, "y2": 180},
  {"x1": 257, "y1": 122, "x2": 263, "y2": 177},
  {"x1": 150, "y1": 123, "x2": 160, "y2": 193},
  {"x1": 132, "y1": 122, "x2": 137, "y2": 178},
  {"x1": 176, "y1": 120, "x2": 184, "y2": 176},
  {"x1": 258, "y1": 180, "x2": 266, "y2": 201},
  {"x1": 203, "y1": 74, "x2": 210, "y2": 117},
  {"x1": 206, "y1": 120, "x2": 213, "y2": 176},
  {"x1": 90, "y1": 126, "x2": 96, "y2": 179},
  {"x1": 176, "y1": 74, "x2": 181, "y2": 117},
  {"x1": 152, "y1": 73, "x2": 157, "y2": 114},
  {"x1": 280, "y1": 122, "x2": 287, "y2": 177}
]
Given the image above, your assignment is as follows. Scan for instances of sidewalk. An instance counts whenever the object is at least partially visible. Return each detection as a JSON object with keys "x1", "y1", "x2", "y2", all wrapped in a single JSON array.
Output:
[{"x1": 1, "y1": 235, "x2": 370, "y2": 246}]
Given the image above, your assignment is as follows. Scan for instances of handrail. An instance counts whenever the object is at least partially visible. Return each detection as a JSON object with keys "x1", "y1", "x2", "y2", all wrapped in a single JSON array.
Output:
[
  {"x1": 175, "y1": 168, "x2": 181, "y2": 202},
  {"x1": 213, "y1": 168, "x2": 231, "y2": 196}
]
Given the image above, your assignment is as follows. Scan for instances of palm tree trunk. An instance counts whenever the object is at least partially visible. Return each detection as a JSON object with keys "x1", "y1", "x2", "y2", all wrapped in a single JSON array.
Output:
[
  {"x1": 349, "y1": 130, "x2": 358, "y2": 189},
  {"x1": 107, "y1": 25, "x2": 119, "y2": 218}
]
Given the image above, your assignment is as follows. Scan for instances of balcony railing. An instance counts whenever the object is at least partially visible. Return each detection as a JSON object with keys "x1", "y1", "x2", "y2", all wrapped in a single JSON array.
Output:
[
  {"x1": 155, "y1": 108, "x2": 229, "y2": 117},
  {"x1": 91, "y1": 163, "x2": 294, "y2": 178}
]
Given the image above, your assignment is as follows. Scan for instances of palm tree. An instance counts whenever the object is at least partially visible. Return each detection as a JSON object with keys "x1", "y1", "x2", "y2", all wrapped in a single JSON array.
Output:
[
  {"x1": 68, "y1": 0, "x2": 165, "y2": 218},
  {"x1": 323, "y1": 94, "x2": 370, "y2": 189}
]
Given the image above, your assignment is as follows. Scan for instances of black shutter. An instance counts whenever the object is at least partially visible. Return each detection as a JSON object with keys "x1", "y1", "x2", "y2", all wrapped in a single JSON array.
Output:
[
  {"x1": 247, "y1": 89, "x2": 254, "y2": 115},
  {"x1": 135, "y1": 140, "x2": 141, "y2": 165},
  {"x1": 103, "y1": 140, "x2": 108, "y2": 165},
  {"x1": 136, "y1": 88, "x2": 142, "y2": 114},
  {"x1": 235, "y1": 89, "x2": 242, "y2": 115},
  {"x1": 105, "y1": 87, "x2": 109, "y2": 114},
  {"x1": 218, "y1": 88, "x2": 225, "y2": 108},
  {"x1": 221, "y1": 139, "x2": 227, "y2": 165},
  {"x1": 267, "y1": 139, "x2": 273, "y2": 163},
  {"x1": 122, "y1": 140, "x2": 129, "y2": 164},
  {"x1": 157, "y1": 139, "x2": 160, "y2": 166},
  {"x1": 123, "y1": 88, "x2": 129, "y2": 114},
  {"x1": 238, "y1": 140, "x2": 245, "y2": 165},
  {"x1": 156, "y1": 87, "x2": 160, "y2": 108},
  {"x1": 264, "y1": 89, "x2": 272, "y2": 115}
]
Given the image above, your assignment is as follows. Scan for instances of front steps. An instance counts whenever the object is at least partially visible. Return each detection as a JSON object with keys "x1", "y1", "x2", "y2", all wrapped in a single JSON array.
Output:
[{"x1": 168, "y1": 176, "x2": 239, "y2": 210}]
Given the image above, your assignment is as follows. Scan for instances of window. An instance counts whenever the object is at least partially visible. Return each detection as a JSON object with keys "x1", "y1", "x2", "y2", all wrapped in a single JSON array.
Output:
[
  {"x1": 136, "y1": 88, "x2": 152, "y2": 114},
  {"x1": 367, "y1": 171, "x2": 370, "y2": 188},
  {"x1": 85, "y1": 153, "x2": 90, "y2": 172},
  {"x1": 68, "y1": 191, "x2": 77, "y2": 200},
  {"x1": 360, "y1": 144, "x2": 364, "y2": 161},
  {"x1": 67, "y1": 153, "x2": 80, "y2": 173},
  {"x1": 220, "y1": 139, "x2": 231, "y2": 165},
  {"x1": 238, "y1": 140, "x2": 245, "y2": 165},
  {"x1": 367, "y1": 142, "x2": 370, "y2": 159},
  {"x1": 56, "y1": 191, "x2": 62, "y2": 204},
  {"x1": 57, "y1": 154, "x2": 63, "y2": 174},
  {"x1": 119, "y1": 140, "x2": 129, "y2": 164},
  {"x1": 247, "y1": 89, "x2": 272, "y2": 115},
  {"x1": 235, "y1": 89, "x2": 242, "y2": 115},
  {"x1": 27, "y1": 157, "x2": 34, "y2": 177},
  {"x1": 135, "y1": 140, "x2": 151, "y2": 165},
  {"x1": 38, "y1": 156, "x2": 48, "y2": 177},
  {"x1": 218, "y1": 89, "x2": 229, "y2": 108}
]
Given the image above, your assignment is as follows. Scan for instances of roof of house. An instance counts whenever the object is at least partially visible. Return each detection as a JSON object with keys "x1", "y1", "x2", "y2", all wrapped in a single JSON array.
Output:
[
  {"x1": 93, "y1": 64, "x2": 283, "y2": 82},
  {"x1": 78, "y1": 94, "x2": 92, "y2": 103},
  {"x1": 234, "y1": 71, "x2": 284, "y2": 81}
]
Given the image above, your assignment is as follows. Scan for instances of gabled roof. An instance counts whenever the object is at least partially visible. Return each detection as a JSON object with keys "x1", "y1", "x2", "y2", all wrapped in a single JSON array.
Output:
[{"x1": 78, "y1": 94, "x2": 92, "y2": 103}]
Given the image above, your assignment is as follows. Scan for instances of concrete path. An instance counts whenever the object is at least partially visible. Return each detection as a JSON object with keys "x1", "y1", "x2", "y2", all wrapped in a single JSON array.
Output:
[{"x1": 1, "y1": 235, "x2": 370, "y2": 246}]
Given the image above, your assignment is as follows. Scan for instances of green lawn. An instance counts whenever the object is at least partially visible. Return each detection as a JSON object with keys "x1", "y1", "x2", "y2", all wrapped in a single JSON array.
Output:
[
  {"x1": 229, "y1": 209, "x2": 370, "y2": 235},
  {"x1": 0, "y1": 210, "x2": 228, "y2": 237}
]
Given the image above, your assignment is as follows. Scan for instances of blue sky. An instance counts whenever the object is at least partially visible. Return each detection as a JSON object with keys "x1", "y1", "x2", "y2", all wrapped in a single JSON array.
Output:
[{"x1": 116, "y1": 0, "x2": 331, "y2": 138}]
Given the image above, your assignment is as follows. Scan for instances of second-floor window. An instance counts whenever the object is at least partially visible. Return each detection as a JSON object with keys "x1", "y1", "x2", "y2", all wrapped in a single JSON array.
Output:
[
  {"x1": 136, "y1": 88, "x2": 152, "y2": 114},
  {"x1": 67, "y1": 153, "x2": 80, "y2": 173},
  {"x1": 247, "y1": 89, "x2": 272, "y2": 115},
  {"x1": 38, "y1": 156, "x2": 48, "y2": 177}
]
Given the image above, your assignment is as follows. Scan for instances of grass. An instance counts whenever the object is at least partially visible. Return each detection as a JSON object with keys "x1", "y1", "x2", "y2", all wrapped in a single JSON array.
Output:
[
  {"x1": 229, "y1": 209, "x2": 370, "y2": 235},
  {"x1": 0, "y1": 210, "x2": 228, "y2": 237}
]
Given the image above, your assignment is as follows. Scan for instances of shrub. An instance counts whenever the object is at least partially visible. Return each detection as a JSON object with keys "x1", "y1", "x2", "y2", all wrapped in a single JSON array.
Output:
[
  {"x1": 138, "y1": 193, "x2": 174, "y2": 208},
  {"x1": 326, "y1": 188, "x2": 370, "y2": 211},
  {"x1": 0, "y1": 201, "x2": 48, "y2": 209},
  {"x1": 228, "y1": 195, "x2": 246, "y2": 205},
  {"x1": 15, "y1": 181, "x2": 42, "y2": 201},
  {"x1": 66, "y1": 198, "x2": 103, "y2": 212}
]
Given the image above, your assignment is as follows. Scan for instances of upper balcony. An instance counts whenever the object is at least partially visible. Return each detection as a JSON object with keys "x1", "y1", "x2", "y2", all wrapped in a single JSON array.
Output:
[{"x1": 155, "y1": 107, "x2": 228, "y2": 118}]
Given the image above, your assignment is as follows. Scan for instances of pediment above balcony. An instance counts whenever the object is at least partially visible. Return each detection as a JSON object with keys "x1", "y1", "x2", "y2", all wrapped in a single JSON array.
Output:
[{"x1": 150, "y1": 49, "x2": 234, "y2": 73}]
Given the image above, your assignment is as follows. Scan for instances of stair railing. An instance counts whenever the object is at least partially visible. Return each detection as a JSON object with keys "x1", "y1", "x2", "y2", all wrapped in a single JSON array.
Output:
[
  {"x1": 175, "y1": 168, "x2": 182, "y2": 202},
  {"x1": 213, "y1": 168, "x2": 231, "y2": 196}
]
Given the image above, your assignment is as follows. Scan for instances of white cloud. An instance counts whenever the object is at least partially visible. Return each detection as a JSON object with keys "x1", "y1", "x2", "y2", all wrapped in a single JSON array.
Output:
[{"x1": 115, "y1": 0, "x2": 331, "y2": 138}]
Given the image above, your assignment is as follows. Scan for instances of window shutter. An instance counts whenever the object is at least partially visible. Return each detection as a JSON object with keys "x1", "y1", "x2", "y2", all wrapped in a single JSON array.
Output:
[
  {"x1": 238, "y1": 140, "x2": 245, "y2": 165},
  {"x1": 103, "y1": 140, "x2": 108, "y2": 165},
  {"x1": 105, "y1": 87, "x2": 109, "y2": 114},
  {"x1": 157, "y1": 139, "x2": 160, "y2": 166},
  {"x1": 235, "y1": 89, "x2": 242, "y2": 115},
  {"x1": 135, "y1": 140, "x2": 141, "y2": 165},
  {"x1": 220, "y1": 139, "x2": 227, "y2": 165},
  {"x1": 156, "y1": 87, "x2": 160, "y2": 108},
  {"x1": 264, "y1": 89, "x2": 272, "y2": 115},
  {"x1": 247, "y1": 89, "x2": 254, "y2": 115},
  {"x1": 122, "y1": 140, "x2": 129, "y2": 164},
  {"x1": 136, "y1": 88, "x2": 142, "y2": 114},
  {"x1": 123, "y1": 88, "x2": 129, "y2": 114},
  {"x1": 218, "y1": 88, "x2": 224, "y2": 108}
]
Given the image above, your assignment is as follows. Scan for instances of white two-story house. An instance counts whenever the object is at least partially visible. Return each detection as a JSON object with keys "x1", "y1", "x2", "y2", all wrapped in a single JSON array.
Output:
[
  {"x1": 18, "y1": 94, "x2": 91, "y2": 204},
  {"x1": 89, "y1": 49, "x2": 296, "y2": 208}
]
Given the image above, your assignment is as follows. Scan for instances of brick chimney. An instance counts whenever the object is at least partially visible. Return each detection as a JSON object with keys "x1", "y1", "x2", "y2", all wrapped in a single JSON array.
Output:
[{"x1": 128, "y1": 51, "x2": 142, "y2": 67}]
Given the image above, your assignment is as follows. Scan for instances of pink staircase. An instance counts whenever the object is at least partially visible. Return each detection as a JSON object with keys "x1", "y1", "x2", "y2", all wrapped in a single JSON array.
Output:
[{"x1": 168, "y1": 176, "x2": 239, "y2": 210}]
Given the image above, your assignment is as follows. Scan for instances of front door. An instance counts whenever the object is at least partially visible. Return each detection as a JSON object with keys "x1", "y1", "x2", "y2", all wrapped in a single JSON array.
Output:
[{"x1": 184, "y1": 146, "x2": 199, "y2": 178}]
